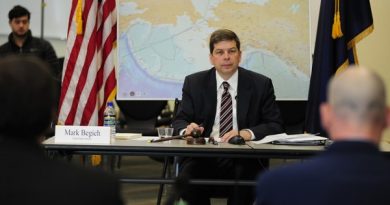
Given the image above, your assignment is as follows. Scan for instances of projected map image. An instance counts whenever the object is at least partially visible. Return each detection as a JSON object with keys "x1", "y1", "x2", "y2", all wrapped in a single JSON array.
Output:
[{"x1": 118, "y1": 0, "x2": 310, "y2": 100}]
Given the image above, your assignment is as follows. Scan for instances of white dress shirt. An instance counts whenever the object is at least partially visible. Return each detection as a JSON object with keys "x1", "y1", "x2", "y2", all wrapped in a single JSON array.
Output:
[
  {"x1": 210, "y1": 70, "x2": 239, "y2": 138},
  {"x1": 181, "y1": 70, "x2": 255, "y2": 140},
  {"x1": 208, "y1": 70, "x2": 255, "y2": 141}
]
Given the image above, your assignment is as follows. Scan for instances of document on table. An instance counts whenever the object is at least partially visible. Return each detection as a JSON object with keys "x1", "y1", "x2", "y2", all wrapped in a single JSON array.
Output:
[
  {"x1": 132, "y1": 136, "x2": 159, "y2": 141},
  {"x1": 114, "y1": 133, "x2": 142, "y2": 140},
  {"x1": 253, "y1": 133, "x2": 328, "y2": 145}
]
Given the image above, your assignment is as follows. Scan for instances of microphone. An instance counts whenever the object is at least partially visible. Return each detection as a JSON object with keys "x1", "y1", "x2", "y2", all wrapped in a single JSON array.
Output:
[{"x1": 150, "y1": 129, "x2": 202, "y2": 143}]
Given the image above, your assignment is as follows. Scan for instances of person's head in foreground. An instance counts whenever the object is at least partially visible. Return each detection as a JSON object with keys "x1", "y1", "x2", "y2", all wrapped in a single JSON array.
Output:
[
  {"x1": 255, "y1": 66, "x2": 390, "y2": 205},
  {"x1": 320, "y1": 65, "x2": 390, "y2": 144},
  {"x1": 0, "y1": 55, "x2": 55, "y2": 142}
]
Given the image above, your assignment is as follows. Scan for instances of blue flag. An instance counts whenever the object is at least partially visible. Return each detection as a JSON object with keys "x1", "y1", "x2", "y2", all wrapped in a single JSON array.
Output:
[{"x1": 305, "y1": 0, "x2": 373, "y2": 136}]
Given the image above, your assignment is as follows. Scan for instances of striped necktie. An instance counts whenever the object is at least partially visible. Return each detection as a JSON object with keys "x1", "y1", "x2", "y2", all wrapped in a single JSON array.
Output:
[{"x1": 220, "y1": 81, "x2": 233, "y2": 137}]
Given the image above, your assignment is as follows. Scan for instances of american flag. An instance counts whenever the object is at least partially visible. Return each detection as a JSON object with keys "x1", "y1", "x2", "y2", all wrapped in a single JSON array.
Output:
[{"x1": 58, "y1": 0, "x2": 117, "y2": 126}]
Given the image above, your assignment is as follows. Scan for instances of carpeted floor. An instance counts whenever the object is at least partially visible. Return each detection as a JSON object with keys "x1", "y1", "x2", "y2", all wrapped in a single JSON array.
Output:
[
  {"x1": 115, "y1": 156, "x2": 227, "y2": 205},
  {"x1": 67, "y1": 155, "x2": 291, "y2": 205}
]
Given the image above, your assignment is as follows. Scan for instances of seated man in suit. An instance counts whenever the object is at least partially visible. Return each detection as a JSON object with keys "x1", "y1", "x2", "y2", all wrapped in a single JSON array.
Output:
[
  {"x1": 172, "y1": 29, "x2": 283, "y2": 205},
  {"x1": 256, "y1": 66, "x2": 390, "y2": 205},
  {"x1": 0, "y1": 56, "x2": 123, "y2": 205}
]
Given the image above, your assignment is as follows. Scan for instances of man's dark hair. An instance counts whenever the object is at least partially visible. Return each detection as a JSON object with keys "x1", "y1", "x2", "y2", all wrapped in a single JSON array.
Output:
[
  {"x1": 209, "y1": 29, "x2": 241, "y2": 54},
  {"x1": 0, "y1": 55, "x2": 55, "y2": 140},
  {"x1": 8, "y1": 5, "x2": 31, "y2": 21}
]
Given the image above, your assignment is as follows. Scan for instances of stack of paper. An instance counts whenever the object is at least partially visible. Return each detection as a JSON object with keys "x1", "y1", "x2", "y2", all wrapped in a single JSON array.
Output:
[
  {"x1": 115, "y1": 133, "x2": 142, "y2": 140},
  {"x1": 254, "y1": 133, "x2": 328, "y2": 145}
]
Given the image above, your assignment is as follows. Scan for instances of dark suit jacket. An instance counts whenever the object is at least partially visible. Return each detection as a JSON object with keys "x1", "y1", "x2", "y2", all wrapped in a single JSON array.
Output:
[
  {"x1": 256, "y1": 141, "x2": 390, "y2": 205},
  {"x1": 0, "y1": 136, "x2": 123, "y2": 205},
  {"x1": 173, "y1": 67, "x2": 283, "y2": 140}
]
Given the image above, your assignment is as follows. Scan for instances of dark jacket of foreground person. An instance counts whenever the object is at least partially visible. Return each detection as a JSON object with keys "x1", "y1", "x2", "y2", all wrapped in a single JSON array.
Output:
[{"x1": 0, "y1": 56, "x2": 123, "y2": 205}]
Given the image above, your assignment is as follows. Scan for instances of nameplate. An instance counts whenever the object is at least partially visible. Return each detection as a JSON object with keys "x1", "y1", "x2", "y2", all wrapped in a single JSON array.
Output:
[{"x1": 54, "y1": 125, "x2": 111, "y2": 144}]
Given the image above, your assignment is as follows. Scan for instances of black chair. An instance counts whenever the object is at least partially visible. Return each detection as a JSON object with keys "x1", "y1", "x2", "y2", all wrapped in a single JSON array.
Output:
[
  {"x1": 116, "y1": 100, "x2": 169, "y2": 135},
  {"x1": 276, "y1": 100, "x2": 307, "y2": 134},
  {"x1": 116, "y1": 100, "x2": 173, "y2": 205}
]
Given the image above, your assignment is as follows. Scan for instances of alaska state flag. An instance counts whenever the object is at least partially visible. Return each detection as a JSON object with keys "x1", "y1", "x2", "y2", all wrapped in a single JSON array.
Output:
[{"x1": 305, "y1": 0, "x2": 373, "y2": 136}]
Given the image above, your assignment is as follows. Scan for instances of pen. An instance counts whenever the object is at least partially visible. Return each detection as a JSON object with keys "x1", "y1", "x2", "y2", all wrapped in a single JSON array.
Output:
[{"x1": 149, "y1": 135, "x2": 184, "y2": 143}]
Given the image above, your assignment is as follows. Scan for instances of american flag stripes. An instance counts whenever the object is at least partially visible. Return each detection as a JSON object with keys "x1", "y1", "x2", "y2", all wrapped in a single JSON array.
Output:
[{"x1": 58, "y1": 0, "x2": 117, "y2": 126}]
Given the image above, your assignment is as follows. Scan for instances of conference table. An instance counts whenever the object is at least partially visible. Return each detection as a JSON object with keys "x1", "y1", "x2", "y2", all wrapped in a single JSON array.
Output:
[
  {"x1": 43, "y1": 135, "x2": 327, "y2": 158},
  {"x1": 42, "y1": 136, "x2": 390, "y2": 205}
]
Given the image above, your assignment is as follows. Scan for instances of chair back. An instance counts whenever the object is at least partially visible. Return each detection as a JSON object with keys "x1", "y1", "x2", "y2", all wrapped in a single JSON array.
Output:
[
  {"x1": 276, "y1": 100, "x2": 307, "y2": 134},
  {"x1": 116, "y1": 100, "x2": 167, "y2": 135}
]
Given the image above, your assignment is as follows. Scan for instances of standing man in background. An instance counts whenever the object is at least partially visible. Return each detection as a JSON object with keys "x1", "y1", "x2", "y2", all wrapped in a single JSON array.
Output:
[
  {"x1": 172, "y1": 29, "x2": 283, "y2": 205},
  {"x1": 0, "y1": 5, "x2": 60, "y2": 80},
  {"x1": 256, "y1": 66, "x2": 390, "y2": 205}
]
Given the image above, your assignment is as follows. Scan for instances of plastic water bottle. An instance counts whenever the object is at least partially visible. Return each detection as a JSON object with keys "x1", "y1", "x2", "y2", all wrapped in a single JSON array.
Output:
[{"x1": 104, "y1": 101, "x2": 116, "y2": 138}]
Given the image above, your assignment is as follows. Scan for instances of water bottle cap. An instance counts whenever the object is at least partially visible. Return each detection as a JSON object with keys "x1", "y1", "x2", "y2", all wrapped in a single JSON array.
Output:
[{"x1": 107, "y1": 101, "x2": 114, "y2": 107}]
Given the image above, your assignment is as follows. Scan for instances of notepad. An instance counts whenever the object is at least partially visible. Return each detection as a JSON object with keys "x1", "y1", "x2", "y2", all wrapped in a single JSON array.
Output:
[
  {"x1": 254, "y1": 133, "x2": 328, "y2": 145},
  {"x1": 114, "y1": 133, "x2": 142, "y2": 140}
]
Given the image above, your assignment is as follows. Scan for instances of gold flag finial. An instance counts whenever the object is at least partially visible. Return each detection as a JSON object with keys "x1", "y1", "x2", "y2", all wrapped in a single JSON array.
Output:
[{"x1": 332, "y1": 0, "x2": 343, "y2": 39}]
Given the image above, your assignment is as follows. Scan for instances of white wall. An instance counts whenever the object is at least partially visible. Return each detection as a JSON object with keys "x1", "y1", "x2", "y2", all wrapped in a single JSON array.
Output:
[
  {"x1": 0, "y1": 0, "x2": 69, "y2": 56},
  {"x1": 0, "y1": 0, "x2": 70, "y2": 39},
  {"x1": 357, "y1": 0, "x2": 390, "y2": 139}
]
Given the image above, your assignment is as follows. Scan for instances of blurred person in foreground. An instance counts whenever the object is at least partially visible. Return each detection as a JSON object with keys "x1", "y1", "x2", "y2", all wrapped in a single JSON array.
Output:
[
  {"x1": 256, "y1": 66, "x2": 390, "y2": 205},
  {"x1": 0, "y1": 56, "x2": 123, "y2": 205}
]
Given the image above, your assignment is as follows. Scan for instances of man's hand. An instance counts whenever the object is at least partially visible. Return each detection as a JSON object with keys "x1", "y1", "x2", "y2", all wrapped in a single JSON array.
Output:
[
  {"x1": 220, "y1": 129, "x2": 252, "y2": 142},
  {"x1": 185, "y1": 122, "x2": 204, "y2": 136}
]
